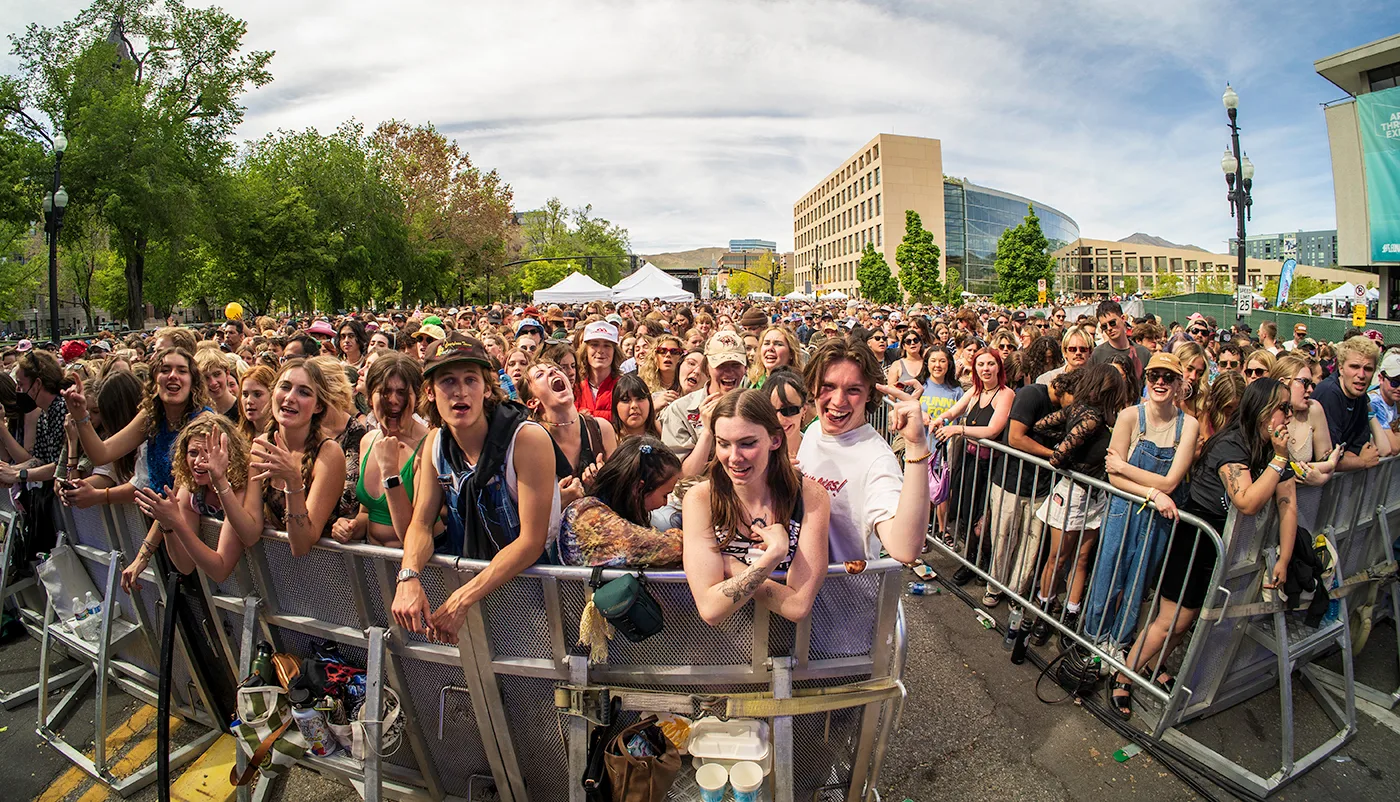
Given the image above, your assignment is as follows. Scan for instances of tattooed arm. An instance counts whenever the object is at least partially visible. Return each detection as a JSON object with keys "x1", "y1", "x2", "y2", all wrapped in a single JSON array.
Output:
[
  {"x1": 683, "y1": 482, "x2": 787, "y2": 625},
  {"x1": 1218, "y1": 460, "x2": 1286, "y2": 517},
  {"x1": 1265, "y1": 478, "x2": 1298, "y2": 590}
]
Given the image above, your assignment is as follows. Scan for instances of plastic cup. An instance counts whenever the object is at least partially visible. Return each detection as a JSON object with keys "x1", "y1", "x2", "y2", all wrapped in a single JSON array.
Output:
[
  {"x1": 695, "y1": 762, "x2": 728, "y2": 802},
  {"x1": 729, "y1": 761, "x2": 764, "y2": 802}
]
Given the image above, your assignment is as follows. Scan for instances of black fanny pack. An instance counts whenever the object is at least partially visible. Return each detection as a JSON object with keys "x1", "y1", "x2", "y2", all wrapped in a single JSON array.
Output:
[{"x1": 589, "y1": 567, "x2": 664, "y2": 643}]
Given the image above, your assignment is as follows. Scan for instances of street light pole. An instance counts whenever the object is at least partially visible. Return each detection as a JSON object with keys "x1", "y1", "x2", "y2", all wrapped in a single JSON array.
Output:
[
  {"x1": 43, "y1": 131, "x2": 69, "y2": 344},
  {"x1": 1221, "y1": 85, "x2": 1254, "y2": 324}
]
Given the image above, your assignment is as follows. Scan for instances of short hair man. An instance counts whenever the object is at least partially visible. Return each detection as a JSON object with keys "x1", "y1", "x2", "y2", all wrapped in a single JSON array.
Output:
[
  {"x1": 1284, "y1": 323, "x2": 1309, "y2": 351},
  {"x1": 796, "y1": 337, "x2": 930, "y2": 564},
  {"x1": 1217, "y1": 343, "x2": 1245, "y2": 375},
  {"x1": 1369, "y1": 350, "x2": 1400, "y2": 457},
  {"x1": 1313, "y1": 336, "x2": 1380, "y2": 471},
  {"x1": 1089, "y1": 300, "x2": 1150, "y2": 381}
]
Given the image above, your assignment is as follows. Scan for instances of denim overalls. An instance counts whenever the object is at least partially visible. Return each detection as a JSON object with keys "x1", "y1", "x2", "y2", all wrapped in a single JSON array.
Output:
[{"x1": 1083, "y1": 405, "x2": 1185, "y2": 647}]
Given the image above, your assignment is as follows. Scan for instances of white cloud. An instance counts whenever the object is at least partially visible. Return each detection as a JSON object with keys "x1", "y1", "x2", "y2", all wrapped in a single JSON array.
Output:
[{"x1": 5, "y1": 0, "x2": 1391, "y2": 255}]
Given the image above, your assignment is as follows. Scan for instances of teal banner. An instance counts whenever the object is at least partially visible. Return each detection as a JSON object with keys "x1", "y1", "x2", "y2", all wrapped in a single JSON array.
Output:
[{"x1": 1358, "y1": 85, "x2": 1400, "y2": 262}]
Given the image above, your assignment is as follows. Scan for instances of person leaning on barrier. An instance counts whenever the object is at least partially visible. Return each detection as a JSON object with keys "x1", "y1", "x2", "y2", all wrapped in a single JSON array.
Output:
[
  {"x1": 684, "y1": 390, "x2": 830, "y2": 624},
  {"x1": 59, "y1": 370, "x2": 142, "y2": 492},
  {"x1": 558, "y1": 436, "x2": 684, "y2": 567},
  {"x1": 1311, "y1": 336, "x2": 1381, "y2": 472},
  {"x1": 1110, "y1": 378, "x2": 1301, "y2": 715},
  {"x1": 0, "y1": 349, "x2": 71, "y2": 559},
  {"x1": 1267, "y1": 354, "x2": 1342, "y2": 485},
  {"x1": 392, "y1": 334, "x2": 562, "y2": 644},
  {"x1": 352, "y1": 353, "x2": 429, "y2": 549},
  {"x1": 796, "y1": 336, "x2": 930, "y2": 565},
  {"x1": 1369, "y1": 350, "x2": 1400, "y2": 457}
]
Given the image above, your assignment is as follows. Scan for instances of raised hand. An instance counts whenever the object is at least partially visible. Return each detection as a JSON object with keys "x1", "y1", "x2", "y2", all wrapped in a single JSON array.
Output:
[
  {"x1": 135, "y1": 486, "x2": 182, "y2": 530},
  {"x1": 876, "y1": 383, "x2": 927, "y2": 452},
  {"x1": 205, "y1": 427, "x2": 230, "y2": 484},
  {"x1": 374, "y1": 435, "x2": 401, "y2": 481},
  {"x1": 251, "y1": 432, "x2": 301, "y2": 488}
]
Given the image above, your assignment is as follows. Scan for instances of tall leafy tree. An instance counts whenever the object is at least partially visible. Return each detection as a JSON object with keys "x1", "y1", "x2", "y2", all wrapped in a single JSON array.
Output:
[
  {"x1": 6, "y1": 0, "x2": 273, "y2": 328},
  {"x1": 895, "y1": 210, "x2": 942, "y2": 303},
  {"x1": 1153, "y1": 267, "x2": 1182, "y2": 297},
  {"x1": 516, "y1": 198, "x2": 630, "y2": 297},
  {"x1": 992, "y1": 205, "x2": 1055, "y2": 306},
  {"x1": 940, "y1": 264, "x2": 963, "y2": 307},
  {"x1": 857, "y1": 243, "x2": 900, "y2": 305}
]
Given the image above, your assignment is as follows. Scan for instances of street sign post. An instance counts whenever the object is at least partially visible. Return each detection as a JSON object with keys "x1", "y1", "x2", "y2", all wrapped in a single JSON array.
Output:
[
  {"x1": 1236, "y1": 285, "x2": 1252, "y2": 316},
  {"x1": 1037, "y1": 279, "x2": 1047, "y2": 306}
]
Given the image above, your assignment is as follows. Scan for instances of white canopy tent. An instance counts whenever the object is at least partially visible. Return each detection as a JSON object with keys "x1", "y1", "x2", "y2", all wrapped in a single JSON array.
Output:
[
  {"x1": 531, "y1": 271, "x2": 613, "y2": 304},
  {"x1": 611, "y1": 266, "x2": 695, "y2": 303},
  {"x1": 783, "y1": 290, "x2": 813, "y2": 301},
  {"x1": 1301, "y1": 282, "x2": 1378, "y2": 306},
  {"x1": 820, "y1": 290, "x2": 849, "y2": 301},
  {"x1": 612, "y1": 262, "x2": 683, "y2": 294}
]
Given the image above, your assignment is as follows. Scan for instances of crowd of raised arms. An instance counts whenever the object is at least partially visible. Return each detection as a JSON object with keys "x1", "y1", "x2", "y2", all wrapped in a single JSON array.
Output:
[{"x1": 0, "y1": 299, "x2": 1395, "y2": 720}]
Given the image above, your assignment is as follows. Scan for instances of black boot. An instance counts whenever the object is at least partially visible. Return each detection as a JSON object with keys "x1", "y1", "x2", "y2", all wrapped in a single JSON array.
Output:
[{"x1": 953, "y1": 565, "x2": 976, "y2": 585}]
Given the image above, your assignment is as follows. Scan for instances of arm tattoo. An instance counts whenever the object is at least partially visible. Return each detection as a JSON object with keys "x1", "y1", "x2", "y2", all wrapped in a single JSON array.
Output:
[
  {"x1": 1224, "y1": 464, "x2": 1244, "y2": 498},
  {"x1": 1277, "y1": 495, "x2": 1292, "y2": 510},
  {"x1": 718, "y1": 561, "x2": 770, "y2": 607}
]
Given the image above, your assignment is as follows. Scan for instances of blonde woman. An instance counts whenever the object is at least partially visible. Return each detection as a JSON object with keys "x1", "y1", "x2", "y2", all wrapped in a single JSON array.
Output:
[
  {"x1": 640, "y1": 335, "x2": 685, "y2": 411},
  {"x1": 1269, "y1": 353, "x2": 1342, "y2": 485},
  {"x1": 1173, "y1": 342, "x2": 1210, "y2": 420},
  {"x1": 750, "y1": 326, "x2": 803, "y2": 390},
  {"x1": 195, "y1": 348, "x2": 240, "y2": 420},
  {"x1": 1243, "y1": 349, "x2": 1275, "y2": 385}
]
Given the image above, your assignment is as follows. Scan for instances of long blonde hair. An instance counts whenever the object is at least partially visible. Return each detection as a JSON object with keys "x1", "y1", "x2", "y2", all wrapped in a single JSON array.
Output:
[
  {"x1": 640, "y1": 335, "x2": 683, "y2": 394},
  {"x1": 173, "y1": 412, "x2": 251, "y2": 492}
]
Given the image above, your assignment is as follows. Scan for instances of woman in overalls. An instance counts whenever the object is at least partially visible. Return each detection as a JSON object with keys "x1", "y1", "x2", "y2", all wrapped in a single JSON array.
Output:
[{"x1": 1092, "y1": 352, "x2": 1199, "y2": 719}]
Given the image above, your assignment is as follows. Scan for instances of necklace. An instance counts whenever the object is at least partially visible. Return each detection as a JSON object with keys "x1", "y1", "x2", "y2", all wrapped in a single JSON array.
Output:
[{"x1": 541, "y1": 414, "x2": 578, "y2": 427}]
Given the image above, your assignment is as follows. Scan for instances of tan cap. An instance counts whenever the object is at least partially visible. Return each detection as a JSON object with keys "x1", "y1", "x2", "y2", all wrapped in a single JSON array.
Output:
[
  {"x1": 705, "y1": 331, "x2": 747, "y2": 368},
  {"x1": 1145, "y1": 352, "x2": 1182, "y2": 375}
]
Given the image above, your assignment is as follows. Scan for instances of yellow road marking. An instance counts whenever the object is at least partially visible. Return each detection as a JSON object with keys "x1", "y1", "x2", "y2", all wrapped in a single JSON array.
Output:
[
  {"x1": 36, "y1": 705, "x2": 158, "y2": 802},
  {"x1": 108, "y1": 716, "x2": 183, "y2": 780}
]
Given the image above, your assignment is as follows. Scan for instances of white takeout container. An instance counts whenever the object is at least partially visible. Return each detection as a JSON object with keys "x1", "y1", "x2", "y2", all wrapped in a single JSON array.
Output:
[{"x1": 686, "y1": 718, "x2": 772, "y2": 774}]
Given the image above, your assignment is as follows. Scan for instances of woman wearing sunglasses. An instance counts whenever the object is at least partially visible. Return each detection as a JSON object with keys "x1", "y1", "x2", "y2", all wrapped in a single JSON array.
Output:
[
  {"x1": 886, "y1": 329, "x2": 929, "y2": 399},
  {"x1": 1088, "y1": 355, "x2": 1199, "y2": 709},
  {"x1": 766, "y1": 369, "x2": 809, "y2": 459},
  {"x1": 640, "y1": 335, "x2": 685, "y2": 412},
  {"x1": 1242, "y1": 349, "x2": 1274, "y2": 385},
  {"x1": 1268, "y1": 353, "x2": 1343, "y2": 484}
]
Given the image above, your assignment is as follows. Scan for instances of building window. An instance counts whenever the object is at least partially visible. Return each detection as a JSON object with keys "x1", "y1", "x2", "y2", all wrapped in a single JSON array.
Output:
[
  {"x1": 1126, "y1": 257, "x2": 1137, "y2": 271},
  {"x1": 875, "y1": 194, "x2": 881, "y2": 215},
  {"x1": 877, "y1": 224, "x2": 882, "y2": 246},
  {"x1": 873, "y1": 145, "x2": 879, "y2": 160},
  {"x1": 874, "y1": 166, "x2": 880, "y2": 185},
  {"x1": 1368, "y1": 61, "x2": 1400, "y2": 92}
]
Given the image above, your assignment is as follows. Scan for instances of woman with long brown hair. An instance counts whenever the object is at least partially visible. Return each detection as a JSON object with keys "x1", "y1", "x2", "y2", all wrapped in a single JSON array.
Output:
[
  {"x1": 352, "y1": 353, "x2": 430, "y2": 548},
  {"x1": 574, "y1": 321, "x2": 622, "y2": 422},
  {"x1": 237, "y1": 365, "x2": 277, "y2": 441},
  {"x1": 683, "y1": 389, "x2": 830, "y2": 625}
]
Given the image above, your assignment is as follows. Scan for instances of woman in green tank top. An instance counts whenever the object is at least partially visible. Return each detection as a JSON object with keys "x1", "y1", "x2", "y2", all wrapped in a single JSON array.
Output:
[{"x1": 352, "y1": 354, "x2": 428, "y2": 547}]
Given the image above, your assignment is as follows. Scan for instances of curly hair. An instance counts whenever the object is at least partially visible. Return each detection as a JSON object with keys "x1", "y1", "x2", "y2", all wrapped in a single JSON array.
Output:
[
  {"x1": 141, "y1": 348, "x2": 210, "y2": 440},
  {"x1": 172, "y1": 412, "x2": 251, "y2": 493},
  {"x1": 640, "y1": 335, "x2": 684, "y2": 395}
]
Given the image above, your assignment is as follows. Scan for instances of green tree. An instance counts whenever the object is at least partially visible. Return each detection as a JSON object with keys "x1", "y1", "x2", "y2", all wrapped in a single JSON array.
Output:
[
  {"x1": 725, "y1": 268, "x2": 755, "y2": 298},
  {"x1": 1195, "y1": 274, "x2": 1233, "y2": 295},
  {"x1": 1154, "y1": 267, "x2": 1182, "y2": 297},
  {"x1": 992, "y1": 205, "x2": 1055, "y2": 306},
  {"x1": 0, "y1": 223, "x2": 44, "y2": 321},
  {"x1": 56, "y1": 209, "x2": 120, "y2": 331},
  {"x1": 940, "y1": 264, "x2": 963, "y2": 307},
  {"x1": 7, "y1": 1, "x2": 274, "y2": 327},
  {"x1": 1121, "y1": 275, "x2": 1139, "y2": 296},
  {"x1": 857, "y1": 243, "x2": 900, "y2": 304},
  {"x1": 1261, "y1": 275, "x2": 1340, "y2": 312},
  {"x1": 895, "y1": 210, "x2": 942, "y2": 303},
  {"x1": 515, "y1": 198, "x2": 630, "y2": 300}
]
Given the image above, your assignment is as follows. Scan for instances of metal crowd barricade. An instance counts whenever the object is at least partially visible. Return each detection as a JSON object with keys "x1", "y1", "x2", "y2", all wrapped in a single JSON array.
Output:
[
  {"x1": 184, "y1": 524, "x2": 908, "y2": 802},
  {"x1": 926, "y1": 437, "x2": 1395, "y2": 798}
]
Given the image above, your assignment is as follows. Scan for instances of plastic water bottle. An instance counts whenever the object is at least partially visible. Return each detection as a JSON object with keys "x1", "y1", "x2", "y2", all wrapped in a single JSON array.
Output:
[
  {"x1": 72, "y1": 597, "x2": 87, "y2": 621},
  {"x1": 1003, "y1": 606, "x2": 1023, "y2": 651},
  {"x1": 84, "y1": 592, "x2": 102, "y2": 619},
  {"x1": 907, "y1": 582, "x2": 931, "y2": 596}
]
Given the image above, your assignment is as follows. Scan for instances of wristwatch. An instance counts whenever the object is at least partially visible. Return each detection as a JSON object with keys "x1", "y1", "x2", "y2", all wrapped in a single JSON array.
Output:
[
  {"x1": 18, "y1": 468, "x2": 28, "y2": 483},
  {"x1": 396, "y1": 568, "x2": 420, "y2": 584},
  {"x1": 383, "y1": 474, "x2": 403, "y2": 490}
]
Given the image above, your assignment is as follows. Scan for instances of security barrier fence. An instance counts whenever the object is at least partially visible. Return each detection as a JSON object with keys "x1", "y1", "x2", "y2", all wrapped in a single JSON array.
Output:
[
  {"x1": 1, "y1": 500, "x2": 909, "y2": 802},
  {"x1": 926, "y1": 436, "x2": 1398, "y2": 798},
  {"x1": 1136, "y1": 298, "x2": 1400, "y2": 344}
]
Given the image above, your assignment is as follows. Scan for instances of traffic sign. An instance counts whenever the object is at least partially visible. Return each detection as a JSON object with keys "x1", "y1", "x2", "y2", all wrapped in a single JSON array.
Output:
[
  {"x1": 1037, "y1": 279, "x2": 1047, "y2": 292},
  {"x1": 1038, "y1": 290, "x2": 1047, "y2": 305},
  {"x1": 1355, "y1": 283, "x2": 1367, "y2": 300},
  {"x1": 1236, "y1": 285, "x2": 1251, "y2": 316},
  {"x1": 1353, "y1": 302, "x2": 1367, "y2": 328}
]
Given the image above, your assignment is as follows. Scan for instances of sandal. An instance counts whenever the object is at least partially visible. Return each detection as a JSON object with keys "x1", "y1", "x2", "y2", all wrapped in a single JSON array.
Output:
[
  {"x1": 1108, "y1": 676, "x2": 1133, "y2": 720},
  {"x1": 1153, "y1": 673, "x2": 1176, "y2": 694}
]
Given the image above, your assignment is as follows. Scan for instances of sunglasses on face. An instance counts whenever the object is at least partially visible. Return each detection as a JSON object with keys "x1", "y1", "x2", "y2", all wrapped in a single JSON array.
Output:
[
  {"x1": 1065, "y1": 346, "x2": 1090, "y2": 354},
  {"x1": 870, "y1": 335, "x2": 886, "y2": 342},
  {"x1": 1100, "y1": 319, "x2": 1120, "y2": 329},
  {"x1": 655, "y1": 347, "x2": 685, "y2": 356},
  {"x1": 1218, "y1": 360, "x2": 1240, "y2": 369},
  {"x1": 1289, "y1": 377, "x2": 1316, "y2": 391},
  {"x1": 1145, "y1": 370, "x2": 1178, "y2": 385},
  {"x1": 1383, "y1": 374, "x2": 1400, "y2": 388},
  {"x1": 775, "y1": 404, "x2": 803, "y2": 418},
  {"x1": 903, "y1": 338, "x2": 921, "y2": 345},
  {"x1": 1244, "y1": 367, "x2": 1268, "y2": 378},
  {"x1": 1189, "y1": 328, "x2": 1208, "y2": 337}
]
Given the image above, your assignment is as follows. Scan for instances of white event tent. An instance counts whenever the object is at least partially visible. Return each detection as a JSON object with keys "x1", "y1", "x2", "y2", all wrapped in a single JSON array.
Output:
[
  {"x1": 611, "y1": 263, "x2": 694, "y2": 303},
  {"x1": 1301, "y1": 282, "x2": 1379, "y2": 306},
  {"x1": 530, "y1": 271, "x2": 614, "y2": 304}
]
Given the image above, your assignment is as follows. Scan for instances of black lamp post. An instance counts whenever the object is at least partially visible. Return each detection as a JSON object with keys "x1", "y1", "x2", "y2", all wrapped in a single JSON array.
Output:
[
  {"x1": 1221, "y1": 84, "x2": 1255, "y2": 323},
  {"x1": 42, "y1": 131, "x2": 69, "y2": 344}
]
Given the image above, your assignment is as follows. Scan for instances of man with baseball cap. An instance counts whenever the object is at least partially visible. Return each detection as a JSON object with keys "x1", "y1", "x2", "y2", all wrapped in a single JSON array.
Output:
[
  {"x1": 1284, "y1": 323, "x2": 1309, "y2": 351},
  {"x1": 661, "y1": 331, "x2": 748, "y2": 476},
  {"x1": 1369, "y1": 350, "x2": 1400, "y2": 456}
]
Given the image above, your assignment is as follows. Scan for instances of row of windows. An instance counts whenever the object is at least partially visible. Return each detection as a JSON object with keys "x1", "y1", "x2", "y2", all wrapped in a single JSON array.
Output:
[
  {"x1": 795, "y1": 193, "x2": 881, "y2": 250},
  {"x1": 796, "y1": 145, "x2": 881, "y2": 216},
  {"x1": 1369, "y1": 61, "x2": 1400, "y2": 92},
  {"x1": 1059, "y1": 256, "x2": 1247, "y2": 274},
  {"x1": 802, "y1": 224, "x2": 884, "y2": 267},
  {"x1": 796, "y1": 261, "x2": 858, "y2": 285}
]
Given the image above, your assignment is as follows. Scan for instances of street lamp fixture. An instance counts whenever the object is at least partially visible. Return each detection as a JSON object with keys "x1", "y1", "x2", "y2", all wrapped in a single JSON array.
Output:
[
  {"x1": 1220, "y1": 85, "x2": 1255, "y2": 322},
  {"x1": 43, "y1": 132, "x2": 68, "y2": 344}
]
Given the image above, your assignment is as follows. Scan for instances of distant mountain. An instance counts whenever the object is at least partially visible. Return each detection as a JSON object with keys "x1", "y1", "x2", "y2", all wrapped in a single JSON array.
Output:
[
  {"x1": 641, "y1": 247, "x2": 727, "y2": 271},
  {"x1": 1117, "y1": 232, "x2": 1210, "y2": 252}
]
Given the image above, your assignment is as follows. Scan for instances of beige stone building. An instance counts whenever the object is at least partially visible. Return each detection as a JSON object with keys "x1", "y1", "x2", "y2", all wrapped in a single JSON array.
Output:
[
  {"x1": 791, "y1": 134, "x2": 945, "y2": 297},
  {"x1": 1316, "y1": 33, "x2": 1400, "y2": 318},
  {"x1": 1053, "y1": 237, "x2": 1375, "y2": 297}
]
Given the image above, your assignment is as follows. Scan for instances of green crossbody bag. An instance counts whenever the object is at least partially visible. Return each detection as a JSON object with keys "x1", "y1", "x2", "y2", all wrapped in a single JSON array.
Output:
[{"x1": 589, "y1": 567, "x2": 664, "y2": 643}]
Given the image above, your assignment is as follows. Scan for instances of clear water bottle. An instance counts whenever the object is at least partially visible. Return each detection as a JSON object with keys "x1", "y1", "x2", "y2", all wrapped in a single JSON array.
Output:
[
  {"x1": 1003, "y1": 606, "x2": 1023, "y2": 651},
  {"x1": 84, "y1": 592, "x2": 102, "y2": 619},
  {"x1": 72, "y1": 597, "x2": 88, "y2": 621}
]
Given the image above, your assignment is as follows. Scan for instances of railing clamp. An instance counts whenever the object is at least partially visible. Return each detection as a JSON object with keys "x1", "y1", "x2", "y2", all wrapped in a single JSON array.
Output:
[{"x1": 553, "y1": 684, "x2": 612, "y2": 727}]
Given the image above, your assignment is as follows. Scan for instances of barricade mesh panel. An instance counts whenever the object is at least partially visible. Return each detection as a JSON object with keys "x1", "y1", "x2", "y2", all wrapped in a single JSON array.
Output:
[
  {"x1": 1296, "y1": 484, "x2": 1324, "y2": 535},
  {"x1": 559, "y1": 579, "x2": 586, "y2": 648},
  {"x1": 70, "y1": 505, "x2": 109, "y2": 551},
  {"x1": 398, "y1": 657, "x2": 491, "y2": 797},
  {"x1": 197, "y1": 519, "x2": 254, "y2": 599},
  {"x1": 397, "y1": 564, "x2": 452, "y2": 646},
  {"x1": 809, "y1": 573, "x2": 879, "y2": 659},
  {"x1": 360, "y1": 559, "x2": 391, "y2": 628},
  {"x1": 497, "y1": 674, "x2": 571, "y2": 802},
  {"x1": 603, "y1": 580, "x2": 753, "y2": 666},
  {"x1": 769, "y1": 614, "x2": 796, "y2": 658},
  {"x1": 1331, "y1": 473, "x2": 1364, "y2": 532},
  {"x1": 261, "y1": 540, "x2": 361, "y2": 628},
  {"x1": 479, "y1": 575, "x2": 552, "y2": 660},
  {"x1": 792, "y1": 676, "x2": 869, "y2": 791}
]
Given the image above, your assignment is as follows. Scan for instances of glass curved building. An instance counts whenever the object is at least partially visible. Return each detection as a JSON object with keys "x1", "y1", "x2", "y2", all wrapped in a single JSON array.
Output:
[
  {"x1": 943, "y1": 180, "x2": 1080, "y2": 296},
  {"x1": 792, "y1": 134, "x2": 1078, "y2": 299}
]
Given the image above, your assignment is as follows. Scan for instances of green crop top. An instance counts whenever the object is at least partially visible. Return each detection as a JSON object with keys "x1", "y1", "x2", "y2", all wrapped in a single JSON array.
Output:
[{"x1": 354, "y1": 431, "x2": 424, "y2": 527}]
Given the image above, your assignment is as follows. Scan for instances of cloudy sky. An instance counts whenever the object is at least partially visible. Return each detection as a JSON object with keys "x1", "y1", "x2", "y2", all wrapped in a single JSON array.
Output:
[{"x1": 7, "y1": 1, "x2": 1400, "y2": 255}]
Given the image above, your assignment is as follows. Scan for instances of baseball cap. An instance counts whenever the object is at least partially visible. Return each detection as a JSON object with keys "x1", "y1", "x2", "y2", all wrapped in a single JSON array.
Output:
[
  {"x1": 1011, "y1": 310, "x2": 1028, "y2": 323},
  {"x1": 1187, "y1": 313, "x2": 1207, "y2": 324},
  {"x1": 422, "y1": 315, "x2": 444, "y2": 327},
  {"x1": 1145, "y1": 352, "x2": 1183, "y2": 376},
  {"x1": 1364, "y1": 329, "x2": 1384, "y2": 345},
  {"x1": 705, "y1": 331, "x2": 747, "y2": 368},
  {"x1": 423, "y1": 333, "x2": 494, "y2": 377},
  {"x1": 412, "y1": 323, "x2": 446, "y2": 341},
  {"x1": 60, "y1": 340, "x2": 88, "y2": 363},
  {"x1": 514, "y1": 318, "x2": 544, "y2": 335},
  {"x1": 582, "y1": 321, "x2": 619, "y2": 344},
  {"x1": 1380, "y1": 351, "x2": 1400, "y2": 378},
  {"x1": 605, "y1": 314, "x2": 624, "y2": 326},
  {"x1": 16, "y1": 338, "x2": 33, "y2": 353},
  {"x1": 1294, "y1": 323, "x2": 1308, "y2": 334}
]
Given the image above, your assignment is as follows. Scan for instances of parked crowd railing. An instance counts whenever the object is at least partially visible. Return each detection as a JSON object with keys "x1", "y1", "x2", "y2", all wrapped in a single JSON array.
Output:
[
  {"x1": 4, "y1": 498, "x2": 910, "y2": 802},
  {"x1": 923, "y1": 433, "x2": 1397, "y2": 798}
]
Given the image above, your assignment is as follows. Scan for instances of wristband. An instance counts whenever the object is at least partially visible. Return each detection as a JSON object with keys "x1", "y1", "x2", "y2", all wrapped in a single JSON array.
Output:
[
  {"x1": 904, "y1": 450, "x2": 933, "y2": 464},
  {"x1": 215, "y1": 483, "x2": 234, "y2": 496},
  {"x1": 104, "y1": 487, "x2": 111, "y2": 504},
  {"x1": 285, "y1": 484, "x2": 306, "y2": 496},
  {"x1": 75, "y1": 415, "x2": 92, "y2": 427}
]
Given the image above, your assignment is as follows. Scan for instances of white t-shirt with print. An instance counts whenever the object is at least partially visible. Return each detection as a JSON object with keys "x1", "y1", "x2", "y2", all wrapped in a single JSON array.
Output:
[{"x1": 796, "y1": 421, "x2": 903, "y2": 562}]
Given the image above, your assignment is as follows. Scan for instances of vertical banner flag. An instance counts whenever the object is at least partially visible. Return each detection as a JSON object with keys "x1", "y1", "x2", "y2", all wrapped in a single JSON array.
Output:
[
  {"x1": 1276, "y1": 257, "x2": 1297, "y2": 308},
  {"x1": 1357, "y1": 85, "x2": 1400, "y2": 262}
]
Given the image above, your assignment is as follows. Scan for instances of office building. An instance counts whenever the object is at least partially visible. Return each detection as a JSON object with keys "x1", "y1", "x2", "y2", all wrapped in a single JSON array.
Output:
[
  {"x1": 1053, "y1": 237, "x2": 1373, "y2": 297},
  {"x1": 1227, "y1": 230, "x2": 1338, "y2": 268},
  {"x1": 791, "y1": 134, "x2": 1076, "y2": 298},
  {"x1": 1316, "y1": 33, "x2": 1400, "y2": 318},
  {"x1": 728, "y1": 239, "x2": 777, "y2": 252}
]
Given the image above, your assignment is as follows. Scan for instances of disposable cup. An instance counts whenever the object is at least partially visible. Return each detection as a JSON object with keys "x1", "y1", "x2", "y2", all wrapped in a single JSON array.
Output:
[
  {"x1": 695, "y1": 762, "x2": 728, "y2": 802},
  {"x1": 729, "y1": 761, "x2": 764, "y2": 801}
]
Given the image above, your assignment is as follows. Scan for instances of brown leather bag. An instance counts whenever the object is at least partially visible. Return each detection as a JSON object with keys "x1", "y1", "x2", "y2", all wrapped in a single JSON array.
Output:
[{"x1": 603, "y1": 716, "x2": 681, "y2": 802}]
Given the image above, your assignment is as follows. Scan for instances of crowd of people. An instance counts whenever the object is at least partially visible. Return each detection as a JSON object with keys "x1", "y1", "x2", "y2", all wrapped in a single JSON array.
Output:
[{"x1": 0, "y1": 295, "x2": 1395, "y2": 725}]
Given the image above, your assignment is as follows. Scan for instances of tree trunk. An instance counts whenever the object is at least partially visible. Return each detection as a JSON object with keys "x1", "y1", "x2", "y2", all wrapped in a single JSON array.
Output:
[{"x1": 125, "y1": 230, "x2": 146, "y2": 330}]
